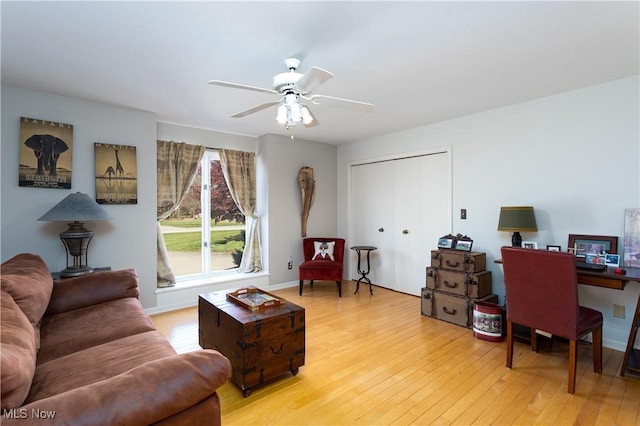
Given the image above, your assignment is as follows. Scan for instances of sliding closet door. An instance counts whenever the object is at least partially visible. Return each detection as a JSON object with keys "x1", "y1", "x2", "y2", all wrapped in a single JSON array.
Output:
[
  {"x1": 393, "y1": 154, "x2": 449, "y2": 295},
  {"x1": 350, "y1": 160, "x2": 394, "y2": 288},
  {"x1": 350, "y1": 151, "x2": 450, "y2": 296}
]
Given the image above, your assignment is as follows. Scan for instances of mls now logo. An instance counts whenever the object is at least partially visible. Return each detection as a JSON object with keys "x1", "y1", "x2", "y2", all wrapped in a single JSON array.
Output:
[{"x1": 3, "y1": 408, "x2": 56, "y2": 419}]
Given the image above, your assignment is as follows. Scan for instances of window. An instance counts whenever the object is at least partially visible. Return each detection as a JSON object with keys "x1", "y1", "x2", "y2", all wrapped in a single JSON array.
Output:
[{"x1": 160, "y1": 150, "x2": 245, "y2": 279}]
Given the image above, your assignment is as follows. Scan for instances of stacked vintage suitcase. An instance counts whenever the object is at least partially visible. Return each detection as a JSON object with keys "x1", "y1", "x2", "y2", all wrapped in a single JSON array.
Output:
[{"x1": 422, "y1": 249, "x2": 498, "y2": 328}]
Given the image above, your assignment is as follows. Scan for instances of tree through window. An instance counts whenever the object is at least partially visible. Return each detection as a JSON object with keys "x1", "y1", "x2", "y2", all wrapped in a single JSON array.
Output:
[{"x1": 160, "y1": 151, "x2": 245, "y2": 278}]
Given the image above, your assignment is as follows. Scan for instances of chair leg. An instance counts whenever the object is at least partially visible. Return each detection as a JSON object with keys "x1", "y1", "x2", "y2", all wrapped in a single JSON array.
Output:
[
  {"x1": 568, "y1": 339, "x2": 577, "y2": 394},
  {"x1": 336, "y1": 281, "x2": 342, "y2": 297},
  {"x1": 299, "y1": 280, "x2": 303, "y2": 296},
  {"x1": 592, "y1": 326, "x2": 603, "y2": 374},
  {"x1": 530, "y1": 328, "x2": 538, "y2": 352},
  {"x1": 506, "y1": 320, "x2": 514, "y2": 368}
]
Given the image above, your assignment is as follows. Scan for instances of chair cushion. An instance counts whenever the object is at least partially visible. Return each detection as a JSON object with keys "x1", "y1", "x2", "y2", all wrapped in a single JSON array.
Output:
[
  {"x1": 300, "y1": 260, "x2": 341, "y2": 270},
  {"x1": 577, "y1": 306, "x2": 603, "y2": 337},
  {"x1": 312, "y1": 241, "x2": 335, "y2": 261},
  {"x1": 1, "y1": 290, "x2": 38, "y2": 410}
]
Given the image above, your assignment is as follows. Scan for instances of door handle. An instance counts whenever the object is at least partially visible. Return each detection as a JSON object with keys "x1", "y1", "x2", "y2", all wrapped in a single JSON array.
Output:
[
  {"x1": 402, "y1": 229, "x2": 409, "y2": 234},
  {"x1": 378, "y1": 228, "x2": 384, "y2": 232}
]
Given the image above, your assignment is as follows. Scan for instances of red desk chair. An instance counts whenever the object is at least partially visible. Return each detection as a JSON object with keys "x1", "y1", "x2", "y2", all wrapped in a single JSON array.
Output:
[
  {"x1": 299, "y1": 238, "x2": 345, "y2": 297},
  {"x1": 501, "y1": 246, "x2": 603, "y2": 394}
]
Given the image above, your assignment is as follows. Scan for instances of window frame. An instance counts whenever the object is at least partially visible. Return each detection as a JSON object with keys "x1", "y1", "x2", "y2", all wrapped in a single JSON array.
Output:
[{"x1": 173, "y1": 150, "x2": 245, "y2": 282}]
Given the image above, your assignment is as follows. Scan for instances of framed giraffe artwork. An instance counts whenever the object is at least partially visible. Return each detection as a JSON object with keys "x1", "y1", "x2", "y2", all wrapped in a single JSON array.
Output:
[
  {"x1": 94, "y1": 143, "x2": 137, "y2": 204},
  {"x1": 19, "y1": 117, "x2": 73, "y2": 189}
]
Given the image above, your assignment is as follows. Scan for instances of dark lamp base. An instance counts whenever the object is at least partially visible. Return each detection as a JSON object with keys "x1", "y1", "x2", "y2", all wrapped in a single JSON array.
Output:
[
  {"x1": 511, "y1": 231, "x2": 523, "y2": 247},
  {"x1": 60, "y1": 266, "x2": 93, "y2": 278}
]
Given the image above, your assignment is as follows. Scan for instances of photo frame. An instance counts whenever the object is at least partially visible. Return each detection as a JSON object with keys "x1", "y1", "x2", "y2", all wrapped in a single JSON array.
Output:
[
  {"x1": 623, "y1": 209, "x2": 640, "y2": 267},
  {"x1": 546, "y1": 245, "x2": 561, "y2": 252},
  {"x1": 585, "y1": 253, "x2": 606, "y2": 265},
  {"x1": 605, "y1": 253, "x2": 620, "y2": 267},
  {"x1": 454, "y1": 239, "x2": 473, "y2": 252},
  {"x1": 94, "y1": 143, "x2": 138, "y2": 204},
  {"x1": 567, "y1": 234, "x2": 618, "y2": 257},
  {"x1": 19, "y1": 117, "x2": 73, "y2": 189},
  {"x1": 437, "y1": 235, "x2": 456, "y2": 249},
  {"x1": 522, "y1": 241, "x2": 538, "y2": 249}
]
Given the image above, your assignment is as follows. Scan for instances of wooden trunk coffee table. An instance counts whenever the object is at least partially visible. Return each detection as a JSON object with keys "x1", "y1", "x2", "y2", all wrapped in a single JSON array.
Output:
[{"x1": 198, "y1": 290, "x2": 305, "y2": 397}]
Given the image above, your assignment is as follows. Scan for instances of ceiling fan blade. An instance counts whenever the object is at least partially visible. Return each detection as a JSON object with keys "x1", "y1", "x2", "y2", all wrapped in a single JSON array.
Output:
[
  {"x1": 309, "y1": 95, "x2": 375, "y2": 113},
  {"x1": 208, "y1": 80, "x2": 277, "y2": 95},
  {"x1": 232, "y1": 101, "x2": 279, "y2": 118},
  {"x1": 294, "y1": 67, "x2": 333, "y2": 94}
]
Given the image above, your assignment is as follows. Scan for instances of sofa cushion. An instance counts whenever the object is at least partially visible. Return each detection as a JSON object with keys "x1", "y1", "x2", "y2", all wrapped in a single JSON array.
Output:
[
  {"x1": 0, "y1": 290, "x2": 38, "y2": 410},
  {"x1": 27, "y1": 330, "x2": 176, "y2": 404},
  {"x1": 37, "y1": 297, "x2": 157, "y2": 364},
  {"x1": 1, "y1": 253, "x2": 53, "y2": 332}
]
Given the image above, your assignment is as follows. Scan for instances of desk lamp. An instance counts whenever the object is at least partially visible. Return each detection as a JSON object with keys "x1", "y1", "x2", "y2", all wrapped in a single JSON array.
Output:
[
  {"x1": 497, "y1": 206, "x2": 537, "y2": 247},
  {"x1": 38, "y1": 192, "x2": 112, "y2": 278}
]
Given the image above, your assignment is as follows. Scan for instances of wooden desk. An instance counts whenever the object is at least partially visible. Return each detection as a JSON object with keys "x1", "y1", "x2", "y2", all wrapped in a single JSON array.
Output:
[
  {"x1": 495, "y1": 259, "x2": 640, "y2": 377},
  {"x1": 494, "y1": 259, "x2": 640, "y2": 290},
  {"x1": 574, "y1": 266, "x2": 640, "y2": 290}
]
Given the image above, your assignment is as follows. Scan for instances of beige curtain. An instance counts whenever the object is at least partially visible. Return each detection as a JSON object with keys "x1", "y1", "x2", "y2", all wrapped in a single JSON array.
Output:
[
  {"x1": 218, "y1": 149, "x2": 263, "y2": 272},
  {"x1": 156, "y1": 140, "x2": 205, "y2": 287}
]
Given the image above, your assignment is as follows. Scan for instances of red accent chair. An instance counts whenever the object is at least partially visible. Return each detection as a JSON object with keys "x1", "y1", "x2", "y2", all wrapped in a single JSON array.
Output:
[
  {"x1": 501, "y1": 246, "x2": 603, "y2": 394},
  {"x1": 299, "y1": 238, "x2": 345, "y2": 297}
]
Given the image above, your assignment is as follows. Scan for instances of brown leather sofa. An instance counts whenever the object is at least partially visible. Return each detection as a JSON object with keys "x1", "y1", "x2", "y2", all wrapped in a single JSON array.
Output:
[{"x1": 1, "y1": 253, "x2": 231, "y2": 425}]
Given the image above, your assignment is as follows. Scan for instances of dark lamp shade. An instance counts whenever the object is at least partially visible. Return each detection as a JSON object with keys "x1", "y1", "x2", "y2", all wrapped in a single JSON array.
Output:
[
  {"x1": 497, "y1": 206, "x2": 537, "y2": 232},
  {"x1": 38, "y1": 192, "x2": 112, "y2": 222}
]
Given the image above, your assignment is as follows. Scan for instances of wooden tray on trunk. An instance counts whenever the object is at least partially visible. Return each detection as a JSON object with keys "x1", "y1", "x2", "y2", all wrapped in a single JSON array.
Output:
[{"x1": 226, "y1": 287, "x2": 285, "y2": 311}]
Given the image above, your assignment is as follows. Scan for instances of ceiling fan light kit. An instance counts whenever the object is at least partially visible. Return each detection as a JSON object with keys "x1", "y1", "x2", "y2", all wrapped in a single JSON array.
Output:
[{"x1": 208, "y1": 57, "x2": 374, "y2": 137}]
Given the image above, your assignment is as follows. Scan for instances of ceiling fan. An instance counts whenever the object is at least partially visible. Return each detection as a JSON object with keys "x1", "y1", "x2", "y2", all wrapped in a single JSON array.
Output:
[{"x1": 208, "y1": 58, "x2": 375, "y2": 129}]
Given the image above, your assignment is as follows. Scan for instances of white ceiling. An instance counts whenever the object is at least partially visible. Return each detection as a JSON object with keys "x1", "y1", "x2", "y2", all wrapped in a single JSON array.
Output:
[{"x1": 2, "y1": 1, "x2": 638, "y2": 145}]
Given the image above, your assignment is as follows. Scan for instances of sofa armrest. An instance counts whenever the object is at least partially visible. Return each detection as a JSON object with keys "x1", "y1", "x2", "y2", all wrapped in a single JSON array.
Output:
[
  {"x1": 45, "y1": 269, "x2": 139, "y2": 316},
  {"x1": 2, "y1": 350, "x2": 231, "y2": 426}
]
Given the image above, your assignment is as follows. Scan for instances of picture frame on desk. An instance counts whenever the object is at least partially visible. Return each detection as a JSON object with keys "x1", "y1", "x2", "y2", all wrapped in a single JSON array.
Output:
[
  {"x1": 567, "y1": 234, "x2": 618, "y2": 256},
  {"x1": 522, "y1": 241, "x2": 538, "y2": 249},
  {"x1": 585, "y1": 253, "x2": 606, "y2": 265},
  {"x1": 605, "y1": 253, "x2": 620, "y2": 267},
  {"x1": 546, "y1": 245, "x2": 561, "y2": 252}
]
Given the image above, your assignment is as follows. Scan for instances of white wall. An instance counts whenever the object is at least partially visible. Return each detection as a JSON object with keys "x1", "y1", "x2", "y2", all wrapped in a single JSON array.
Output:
[
  {"x1": 258, "y1": 133, "x2": 338, "y2": 287},
  {"x1": 1, "y1": 85, "x2": 158, "y2": 308},
  {"x1": 338, "y1": 76, "x2": 640, "y2": 350}
]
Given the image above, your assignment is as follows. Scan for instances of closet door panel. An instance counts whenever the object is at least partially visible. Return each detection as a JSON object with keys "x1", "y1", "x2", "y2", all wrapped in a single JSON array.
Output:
[
  {"x1": 350, "y1": 161, "x2": 394, "y2": 288},
  {"x1": 393, "y1": 156, "x2": 424, "y2": 295},
  {"x1": 394, "y1": 154, "x2": 450, "y2": 296}
]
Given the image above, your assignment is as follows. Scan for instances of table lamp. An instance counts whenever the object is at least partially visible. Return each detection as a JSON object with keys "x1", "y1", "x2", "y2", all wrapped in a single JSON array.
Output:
[
  {"x1": 38, "y1": 192, "x2": 113, "y2": 278},
  {"x1": 497, "y1": 206, "x2": 537, "y2": 247}
]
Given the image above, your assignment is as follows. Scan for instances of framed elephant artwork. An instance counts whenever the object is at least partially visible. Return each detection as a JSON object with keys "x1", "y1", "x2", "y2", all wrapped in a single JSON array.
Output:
[
  {"x1": 19, "y1": 117, "x2": 73, "y2": 189},
  {"x1": 94, "y1": 143, "x2": 138, "y2": 204}
]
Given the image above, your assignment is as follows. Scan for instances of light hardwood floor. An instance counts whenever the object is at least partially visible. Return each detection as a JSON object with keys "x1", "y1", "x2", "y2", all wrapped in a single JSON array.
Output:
[{"x1": 150, "y1": 281, "x2": 640, "y2": 425}]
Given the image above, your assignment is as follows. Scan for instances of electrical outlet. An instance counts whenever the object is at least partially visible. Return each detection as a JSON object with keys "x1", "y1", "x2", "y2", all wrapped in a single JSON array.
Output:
[
  {"x1": 461, "y1": 209, "x2": 467, "y2": 220},
  {"x1": 613, "y1": 304, "x2": 625, "y2": 319},
  {"x1": 287, "y1": 261, "x2": 293, "y2": 270}
]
